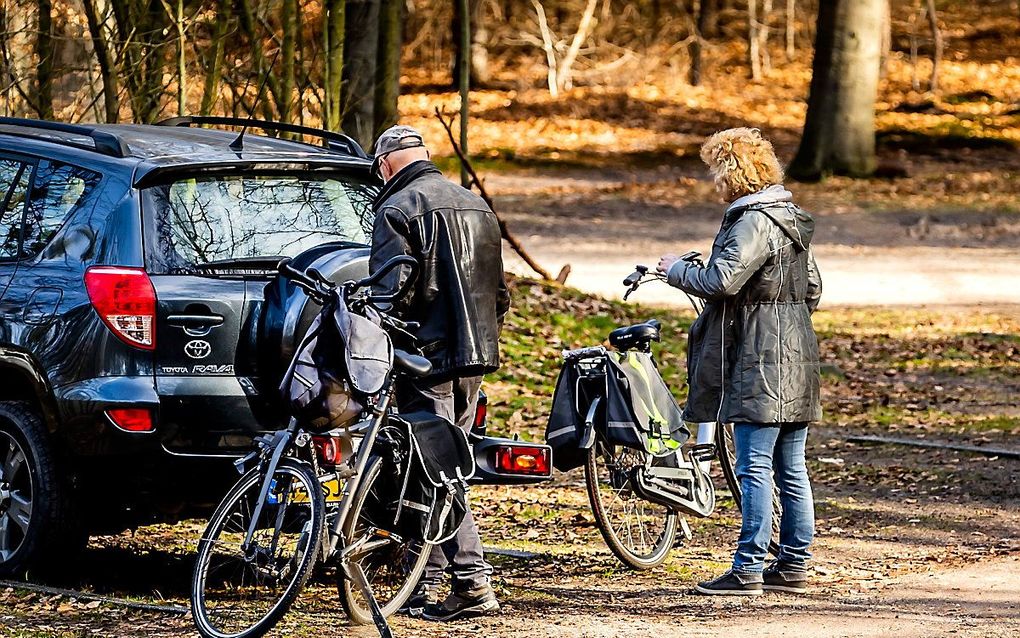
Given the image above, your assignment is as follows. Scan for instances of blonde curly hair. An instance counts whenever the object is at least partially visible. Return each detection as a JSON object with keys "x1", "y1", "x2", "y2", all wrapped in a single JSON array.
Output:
[{"x1": 700, "y1": 127, "x2": 784, "y2": 202}]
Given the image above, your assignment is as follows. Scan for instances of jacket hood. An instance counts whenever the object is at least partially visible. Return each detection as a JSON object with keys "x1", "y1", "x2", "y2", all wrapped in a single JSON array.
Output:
[{"x1": 728, "y1": 184, "x2": 814, "y2": 251}]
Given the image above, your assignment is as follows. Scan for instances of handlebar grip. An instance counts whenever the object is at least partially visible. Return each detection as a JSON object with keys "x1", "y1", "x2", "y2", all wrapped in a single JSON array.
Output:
[
  {"x1": 362, "y1": 255, "x2": 419, "y2": 304},
  {"x1": 622, "y1": 271, "x2": 642, "y2": 287}
]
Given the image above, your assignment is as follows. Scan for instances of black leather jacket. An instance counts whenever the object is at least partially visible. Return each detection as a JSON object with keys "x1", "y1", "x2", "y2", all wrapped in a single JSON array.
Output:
[{"x1": 370, "y1": 160, "x2": 510, "y2": 377}]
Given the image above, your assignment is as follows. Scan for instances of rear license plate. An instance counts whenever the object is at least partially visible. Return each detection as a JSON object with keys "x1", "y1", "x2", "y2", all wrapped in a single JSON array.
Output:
[{"x1": 286, "y1": 478, "x2": 344, "y2": 504}]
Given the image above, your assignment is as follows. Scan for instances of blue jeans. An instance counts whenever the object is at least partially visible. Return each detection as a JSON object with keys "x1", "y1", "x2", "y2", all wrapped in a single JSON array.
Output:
[{"x1": 731, "y1": 422, "x2": 814, "y2": 574}]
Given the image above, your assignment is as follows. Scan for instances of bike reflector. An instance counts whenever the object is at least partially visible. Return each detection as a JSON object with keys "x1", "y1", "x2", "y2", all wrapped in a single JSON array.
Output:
[{"x1": 494, "y1": 444, "x2": 551, "y2": 476}]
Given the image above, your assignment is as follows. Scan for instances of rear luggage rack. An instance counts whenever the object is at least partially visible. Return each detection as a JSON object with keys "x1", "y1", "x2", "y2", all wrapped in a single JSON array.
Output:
[
  {"x1": 0, "y1": 117, "x2": 130, "y2": 158},
  {"x1": 156, "y1": 116, "x2": 369, "y2": 159}
]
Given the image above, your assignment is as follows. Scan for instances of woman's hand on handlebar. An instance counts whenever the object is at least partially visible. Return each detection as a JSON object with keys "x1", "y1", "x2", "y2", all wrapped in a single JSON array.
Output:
[{"x1": 657, "y1": 254, "x2": 681, "y2": 274}]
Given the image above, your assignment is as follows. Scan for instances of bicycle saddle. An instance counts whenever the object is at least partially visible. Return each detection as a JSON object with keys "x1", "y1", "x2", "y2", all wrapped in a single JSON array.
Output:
[
  {"x1": 393, "y1": 349, "x2": 432, "y2": 378},
  {"x1": 608, "y1": 319, "x2": 661, "y2": 351}
]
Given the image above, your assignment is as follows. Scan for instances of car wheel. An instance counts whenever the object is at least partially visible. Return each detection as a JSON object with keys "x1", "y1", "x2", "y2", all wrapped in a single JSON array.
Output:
[{"x1": 0, "y1": 401, "x2": 81, "y2": 578}]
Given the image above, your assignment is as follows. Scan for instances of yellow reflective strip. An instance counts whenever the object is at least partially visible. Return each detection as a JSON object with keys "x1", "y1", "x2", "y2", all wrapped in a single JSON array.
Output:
[{"x1": 626, "y1": 352, "x2": 668, "y2": 430}]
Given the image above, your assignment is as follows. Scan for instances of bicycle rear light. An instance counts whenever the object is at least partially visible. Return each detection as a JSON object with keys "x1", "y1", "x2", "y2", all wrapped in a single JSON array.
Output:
[
  {"x1": 313, "y1": 435, "x2": 348, "y2": 467},
  {"x1": 494, "y1": 445, "x2": 551, "y2": 476}
]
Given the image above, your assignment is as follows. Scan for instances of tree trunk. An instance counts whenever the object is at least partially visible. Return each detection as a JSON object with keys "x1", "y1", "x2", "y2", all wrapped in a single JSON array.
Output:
[
  {"x1": 176, "y1": 0, "x2": 186, "y2": 116},
  {"x1": 374, "y1": 0, "x2": 403, "y2": 137},
  {"x1": 747, "y1": 0, "x2": 761, "y2": 81},
  {"x1": 237, "y1": 0, "x2": 281, "y2": 122},
  {"x1": 532, "y1": 0, "x2": 558, "y2": 97},
  {"x1": 556, "y1": 0, "x2": 598, "y2": 92},
  {"x1": 35, "y1": 0, "x2": 54, "y2": 118},
  {"x1": 453, "y1": 0, "x2": 490, "y2": 88},
  {"x1": 759, "y1": 0, "x2": 772, "y2": 74},
  {"x1": 200, "y1": 0, "x2": 228, "y2": 116},
  {"x1": 279, "y1": 0, "x2": 297, "y2": 123},
  {"x1": 458, "y1": 0, "x2": 470, "y2": 187},
  {"x1": 788, "y1": 0, "x2": 884, "y2": 180},
  {"x1": 690, "y1": 0, "x2": 711, "y2": 86},
  {"x1": 323, "y1": 0, "x2": 345, "y2": 131},
  {"x1": 926, "y1": 0, "x2": 942, "y2": 94},
  {"x1": 82, "y1": 0, "x2": 120, "y2": 122},
  {"x1": 785, "y1": 0, "x2": 795, "y2": 60},
  {"x1": 342, "y1": 0, "x2": 380, "y2": 149}
]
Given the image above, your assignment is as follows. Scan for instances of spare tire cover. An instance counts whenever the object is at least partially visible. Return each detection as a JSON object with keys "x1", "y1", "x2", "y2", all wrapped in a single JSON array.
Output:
[{"x1": 256, "y1": 242, "x2": 371, "y2": 393}]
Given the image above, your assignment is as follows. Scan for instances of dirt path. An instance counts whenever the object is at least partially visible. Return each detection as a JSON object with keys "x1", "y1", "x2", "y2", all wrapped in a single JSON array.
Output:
[{"x1": 488, "y1": 169, "x2": 1020, "y2": 307}]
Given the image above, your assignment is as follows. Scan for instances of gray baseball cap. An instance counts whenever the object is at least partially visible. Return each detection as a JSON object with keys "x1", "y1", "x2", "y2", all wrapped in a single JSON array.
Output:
[{"x1": 371, "y1": 125, "x2": 426, "y2": 176}]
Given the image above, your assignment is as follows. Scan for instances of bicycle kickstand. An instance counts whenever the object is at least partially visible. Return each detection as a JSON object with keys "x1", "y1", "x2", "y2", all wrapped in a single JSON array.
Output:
[{"x1": 345, "y1": 561, "x2": 394, "y2": 638}]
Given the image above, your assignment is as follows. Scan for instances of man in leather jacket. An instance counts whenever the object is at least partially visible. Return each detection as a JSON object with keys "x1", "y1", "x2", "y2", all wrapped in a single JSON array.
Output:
[{"x1": 369, "y1": 125, "x2": 510, "y2": 621}]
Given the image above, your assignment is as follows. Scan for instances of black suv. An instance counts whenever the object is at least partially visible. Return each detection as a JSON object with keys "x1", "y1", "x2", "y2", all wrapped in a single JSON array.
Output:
[{"x1": 0, "y1": 116, "x2": 393, "y2": 576}]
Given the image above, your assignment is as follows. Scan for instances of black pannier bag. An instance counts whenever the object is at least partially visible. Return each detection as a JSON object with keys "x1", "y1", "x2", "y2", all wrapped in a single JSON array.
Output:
[
  {"x1": 389, "y1": 411, "x2": 475, "y2": 544},
  {"x1": 545, "y1": 361, "x2": 589, "y2": 471},
  {"x1": 280, "y1": 296, "x2": 392, "y2": 431},
  {"x1": 546, "y1": 350, "x2": 689, "y2": 470}
]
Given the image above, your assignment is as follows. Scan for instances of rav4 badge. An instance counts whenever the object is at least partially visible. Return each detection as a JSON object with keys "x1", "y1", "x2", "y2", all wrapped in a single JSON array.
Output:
[{"x1": 184, "y1": 339, "x2": 212, "y2": 359}]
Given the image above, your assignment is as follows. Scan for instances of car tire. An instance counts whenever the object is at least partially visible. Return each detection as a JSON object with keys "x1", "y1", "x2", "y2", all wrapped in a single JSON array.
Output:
[{"x1": 0, "y1": 401, "x2": 82, "y2": 578}]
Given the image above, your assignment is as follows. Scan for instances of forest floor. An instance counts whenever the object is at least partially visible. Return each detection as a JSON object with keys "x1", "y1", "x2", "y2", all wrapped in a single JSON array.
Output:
[{"x1": 2, "y1": 294, "x2": 1018, "y2": 638}]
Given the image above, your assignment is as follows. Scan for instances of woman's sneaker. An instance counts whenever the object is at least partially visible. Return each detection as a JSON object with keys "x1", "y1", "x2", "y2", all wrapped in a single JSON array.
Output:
[
  {"x1": 422, "y1": 584, "x2": 500, "y2": 621},
  {"x1": 762, "y1": 562, "x2": 809, "y2": 594},
  {"x1": 693, "y1": 570, "x2": 764, "y2": 596}
]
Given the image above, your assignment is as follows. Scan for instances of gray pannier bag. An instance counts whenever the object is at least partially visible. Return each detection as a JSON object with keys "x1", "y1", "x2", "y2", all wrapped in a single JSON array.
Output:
[
  {"x1": 280, "y1": 294, "x2": 393, "y2": 431},
  {"x1": 389, "y1": 411, "x2": 475, "y2": 544}
]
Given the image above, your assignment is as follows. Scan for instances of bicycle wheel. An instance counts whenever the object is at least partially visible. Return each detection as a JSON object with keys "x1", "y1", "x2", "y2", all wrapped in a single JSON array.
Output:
[
  {"x1": 338, "y1": 456, "x2": 430, "y2": 625},
  {"x1": 191, "y1": 458, "x2": 325, "y2": 638},
  {"x1": 715, "y1": 422, "x2": 781, "y2": 556},
  {"x1": 585, "y1": 443, "x2": 678, "y2": 570}
]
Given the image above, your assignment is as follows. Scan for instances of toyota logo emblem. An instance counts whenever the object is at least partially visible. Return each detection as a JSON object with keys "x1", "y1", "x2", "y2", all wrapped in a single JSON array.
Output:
[{"x1": 184, "y1": 339, "x2": 212, "y2": 359}]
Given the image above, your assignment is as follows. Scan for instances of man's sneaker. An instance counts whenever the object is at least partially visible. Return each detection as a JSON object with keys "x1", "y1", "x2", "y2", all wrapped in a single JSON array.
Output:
[
  {"x1": 693, "y1": 570, "x2": 763, "y2": 596},
  {"x1": 421, "y1": 584, "x2": 500, "y2": 621},
  {"x1": 400, "y1": 584, "x2": 438, "y2": 617},
  {"x1": 762, "y1": 562, "x2": 809, "y2": 594}
]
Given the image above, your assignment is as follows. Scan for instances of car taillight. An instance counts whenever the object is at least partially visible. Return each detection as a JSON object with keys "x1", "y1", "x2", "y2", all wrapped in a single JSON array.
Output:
[
  {"x1": 494, "y1": 445, "x2": 551, "y2": 476},
  {"x1": 84, "y1": 266, "x2": 156, "y2": 350},
  {"x1": 106, "y1": 408, "x2": 155, "y2": 432},
  {"x1": 313, "y1": 435, "x2": 348, "y2": 467},
  {"x1": 471, "y1": 397, "x2": 487, "y2": 437}
]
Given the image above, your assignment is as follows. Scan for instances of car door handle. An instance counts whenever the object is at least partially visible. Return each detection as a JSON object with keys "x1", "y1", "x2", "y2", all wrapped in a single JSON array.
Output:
[{"x1": 167, "y1": 314, "x2": 225, "y2": 328}]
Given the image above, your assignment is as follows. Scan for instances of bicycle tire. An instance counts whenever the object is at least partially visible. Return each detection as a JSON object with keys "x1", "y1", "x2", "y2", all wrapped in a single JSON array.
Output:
[
  {"x1": 715, "y1": 422, "x2": 781, "y2": 556},
  {"x1": 338, "y1": 456, "x2": 430, "y2": 624},
  {"x1": 585, "y1": 444, "x2": 678, "y2": 570},
  {"x1": 191, "y1": 458, "x2": 325, "y2": 638}
]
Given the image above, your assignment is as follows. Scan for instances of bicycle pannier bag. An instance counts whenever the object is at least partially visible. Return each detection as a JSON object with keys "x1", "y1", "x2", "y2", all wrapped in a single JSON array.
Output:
[
  {"x1": 545, "y1": 362, "x2": 589, "y2": 471},
  {"x1": 280, "y1": 296, "x2": 393, "y2": 431},
  {"x1": 604, "y1": 351, "x2": 689, "y2": 455},
  {"x1": 392, "y1": 411, "x2": 476, "y2": 544}
]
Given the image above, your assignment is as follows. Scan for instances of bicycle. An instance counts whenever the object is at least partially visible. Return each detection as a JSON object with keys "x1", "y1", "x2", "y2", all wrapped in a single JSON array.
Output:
[
  {"x1": 190, "y1": 255, "x2": 441, "y2": 638},
  {"x1": 552, "y1": 262, "x2": 780, "y2": 570}
]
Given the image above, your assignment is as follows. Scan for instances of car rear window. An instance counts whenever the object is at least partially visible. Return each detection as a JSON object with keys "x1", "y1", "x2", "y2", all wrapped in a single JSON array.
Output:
[{"x1": 145, "y1": 173, "x2": 377, "y2": 273}]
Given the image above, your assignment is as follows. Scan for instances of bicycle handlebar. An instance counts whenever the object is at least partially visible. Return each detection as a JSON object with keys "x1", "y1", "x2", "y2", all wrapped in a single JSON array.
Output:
[{"x1": 276, "y1": 255, "x2": 419, "y2": 308}]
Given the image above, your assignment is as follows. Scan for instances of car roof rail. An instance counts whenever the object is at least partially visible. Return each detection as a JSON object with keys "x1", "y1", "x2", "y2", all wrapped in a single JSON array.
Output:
[
  {"x1": 156, "y1": 116, "x2": 370, "y2": 159},
  {"x1": 0, "y1": 117, "x2": 130, "y2": 158}
]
